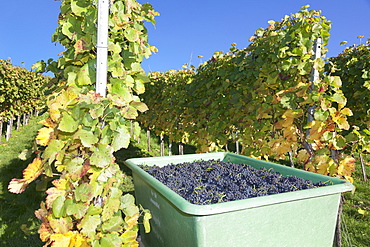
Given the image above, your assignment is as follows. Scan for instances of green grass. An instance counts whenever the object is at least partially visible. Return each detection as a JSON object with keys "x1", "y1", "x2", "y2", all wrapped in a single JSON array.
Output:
[
  {"x1": 0, "y1": 116, "x2": 369, "y2": 246},
  {"x1": 341, "y1": 155, "x2": 370, "y2": 247},
  {"x1": 0, "y1": 114, "x2": 45, "y2": 246}
]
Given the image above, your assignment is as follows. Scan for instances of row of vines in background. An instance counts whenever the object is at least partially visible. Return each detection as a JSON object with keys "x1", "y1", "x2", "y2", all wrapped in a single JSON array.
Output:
[
  {"x1": 328, "y1": 39, "x2": 370, "y2": 180},
  {"x1": 9, "y1": 0, "x2": 158, "y2": 246},
  {"x1": 138, "y1": 6, "x2": 366, "y2": 183},
  {"x1": 0, "y1": 59, "x2": 51, "y2": 141}
]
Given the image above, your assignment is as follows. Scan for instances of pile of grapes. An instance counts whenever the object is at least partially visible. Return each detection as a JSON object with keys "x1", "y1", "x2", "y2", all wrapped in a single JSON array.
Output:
[{"x1": 139, "y1": 159, "x2": 328, "y2": 205}]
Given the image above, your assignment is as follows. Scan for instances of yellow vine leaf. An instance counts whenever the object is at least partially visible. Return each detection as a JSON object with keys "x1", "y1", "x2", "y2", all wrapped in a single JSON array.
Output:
[
  {"x1": 8, "y1": 179, "x2": 27, "y2": 194},
  {"x1": 23, "y1": 157, "x2": 44, "y2": 183},
  {"x1": 50, "y1": 233, "x2": 71, "y2": 247},
  {"x1": 276, "y1": 141, "x2": 291, "y2": 156},
  {"x1": 329, "y1": 108, "x2": 350, "y2": 130},
  {"x1": 281, "y1": 109, "x2": 295, "y2": 127},
  {"x1": 40, "y1": 117, "x2": 57, "y2": 128},
  {"x1": 49, "y1": 231, "x2": 89, "y2": 247},
  {"x1": 35, "y1": 202, "x2": 48, "y2": 221},
  {"x1": 275, "y1": 109, "x2": 301, "y2": 129},
  {"x1": 314, "y1": 155, "x2": 330, "y2": 175},
  {"x1": 283, "y1": 126, "x2": 298, "y2": 142},
  {"x1": 124, "y1": 214, "x2": 139, "y2": 231},
  {"x1": 8, "y1": 157, "x2": 44, "y2": 194},
  {"x1": 121, "y1": 230, "x2": 139, "y2": 245},
  {"x1": 48, "y1": 215, "x2": 73, "y2": 235},
  {"x1": 340, "y1": 107, "x2": 353, "y2": 116},
  {"x1": 305, "y1": 162, "x2": 316, "y2": 173},
  {"x1": 297, "y1": 149, "x2": 310, "y2": 163},
  {"x1": 45, "y1": 179, "x2": 68, "y2": 208},
  {"x1": 270, "y1": 138, "x2": 291, "y2": 157},
  {"x1": 48, "y1": 88, "x2": 79, "y2": 121},
  {"x1": 38, "y1": 221, "x2": 54, "y2": 242},
  {"x1": 36, "y1": 127, "x2": 54, "y2": 146},
  {"x1": 307, "y1": 121, "x2": 324, "y2": 140},
  {"x1": 49, "y1": 106, "x2": 61, "y2": 122},
  {"x1": 337, "y1": 156, "x2": 356, "y2": 178},
  {"x1": 344, "y1": 176, "x2": 354, "y2": 184},
  {"x1": 335, "y1": 115, "x2": 350, "y2": 130}
]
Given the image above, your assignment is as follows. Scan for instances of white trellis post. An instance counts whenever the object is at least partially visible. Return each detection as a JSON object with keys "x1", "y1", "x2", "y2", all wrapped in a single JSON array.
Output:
[
  {"x1": 93, "y1": 0, "x2": 110, "y2": 209},
  {"x1": 308, "y1": 38, "x2": 322, "y2": 123},
  {"x1": 305, "y1": 38, "x2": 322, "y2": 157},
  {"x1": 96, "y1": 0, "x2": 109, "y2": 97}
]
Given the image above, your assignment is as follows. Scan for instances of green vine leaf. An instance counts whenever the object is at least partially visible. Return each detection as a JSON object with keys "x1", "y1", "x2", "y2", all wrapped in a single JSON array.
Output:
[
  {"x1": 78, "y1": 214, "x2": 101, "y2": 239},
  {"x1": 74, "y1": 128, "x2": 99, "y2": 147},
  {"x1": 43, "y1": 139, "x2": 65, "y2": 165},
  {"x1": 102, "y1": 213, "x2": 124, "y2": 232},
  {"x1": 66, "y1": 199, "x2": 89, "y2": 219},
  {"x1": 112, "y1": 125, "x2": 131, "y2": 151},
  {"x1": 90, "y1": 144, "x2": 115, "y2": 168},
  {"x1": 100, "y1": 233, "x2": 122, "y2": 247},
  {"x1": 71, "y1": 0, "x2": 90, "y2": 17},
  {"x1": 58, "y1": 111, "x2": 79, "y2": 133},
  {"x1": 52, "y1": 195, "x2": 67, "y2": 218},
  {"x1": 77, "y1": 61, "x2": 96, "y2": 86},
  {"x1": 102, "y1": 197, "x2": 121, "y2": 222},
  {"x1": 121, "y1": 230, "x2": 138, "y2": 244},
  {"x1": 48, "y1": 214, "x2": 73, "y2": 234},
  {"x1": 66, "y1": 157, "x2": 86, "y2": 181},
  {"x1": 75, "y1": 183, "x2": 94, "y2": 203}
]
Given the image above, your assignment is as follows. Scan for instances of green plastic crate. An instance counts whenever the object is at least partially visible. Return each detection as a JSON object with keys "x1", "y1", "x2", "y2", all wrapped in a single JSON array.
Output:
[{"x1": 124, "y1": 152, "x2": 354, "y2": 247}]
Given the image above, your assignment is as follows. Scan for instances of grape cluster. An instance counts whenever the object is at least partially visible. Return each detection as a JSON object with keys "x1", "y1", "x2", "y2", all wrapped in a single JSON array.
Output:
[{"x1": 139, "y1": 159, "x2": 328, "y2": 205}]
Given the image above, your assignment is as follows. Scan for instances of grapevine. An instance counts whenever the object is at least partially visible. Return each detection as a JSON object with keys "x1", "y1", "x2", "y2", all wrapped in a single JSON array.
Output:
[
  {"x1": 328, "y1": 39, "x2": 370, "y2": 159},
  {"x1": 138, "y1": 6, "x2": 356, "y2": 182},
  {"x1": 8, "y1": 0, "x2": 158, "y2": 246},
  {"x1": 0, "y1": 59, "x2": 49, "y2": 122}
]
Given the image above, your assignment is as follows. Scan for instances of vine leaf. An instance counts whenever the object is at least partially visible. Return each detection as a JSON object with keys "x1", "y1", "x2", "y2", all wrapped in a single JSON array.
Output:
[
  {"x1": 100, "y1": 233, "x2": 122, "y2": 247},
  {"x1": 102, "y1": 213, "x2": 124, "y2": 232},
  {"x1": 49, "y1": 231, "x2": 89, "y2": 247},
  {"x1": 66, "y1": 200, "x2": 89, "y2": 219},
  {"x1": 90, "y1": 144, "x2": 115, "y2": 168},
  {"x1": 74, "y1": 128, "x2": 99, "y2": 147},
  {"x1": 35, "y1": 202, "x2": 48, "y2": 221},
  {"x1": 314, "y1": 155, "x2": 330, "y2": 175},
  {"x1": 112, "y1": 125, "x2": 130, "y2": 151},
  {"x1": 78, "y1": 214, "x2": 101, "y2": 239},
  {"x1": 74, "y1": 37, "x2": 91, "y2": 56},
  {"x1": 36, "y1": 127, "x2": 54, "y2": 146},
  {"x1": 124, "y1": 213, "x2": 139, "y2": 231},
  {"x1": 122, "y1": 105, "x2": 138, "y2": 119},
  {"x1": 141, "y1": 206, "x2": 152, "y2": 233},
  {"x1": 43, "y1": 139, "x2": 65, "y2": 165},
  {"x1": 39, "y1": 221, "x2": 54, "y2": 242},
  {"x1": 97, "y1": 164, "x2": 119, "y2": 182},
  {"x1": 52, "y1": 195, "x2": 67, "y2": 218},
  {"x1": 46, "y1": 179, "x2": 68, "y2": 208},
  {"x1": 121, "y1": 230, "x2": 138, "y2": 244},
  {"x1": 131, "y1": 101, "x2": 149, "y2": 112},
  {"x1": 338, "y1": 156, "x2": 356, "y2": 178},
  {"x1": 58, "y1": 111, "x2": 79, "y2": 132},
  {"x1": 75, "y1": 183, "x2": 94, "y2": 203},
  {"x1": 102, "y1": 197, "x2": 121, "y2": 222},
  {"x1": 77, "y1": 61, "x2": 95, "y2": 86},
  {"x1": 8, "y1": 157, "x2": 44, "y2": 194},
  {"x1": 48, "y1": 214, "x2": 73, "y2": 234},
  {"x1": 124, "y1": 28, "x2": 140, "y2": 42}
]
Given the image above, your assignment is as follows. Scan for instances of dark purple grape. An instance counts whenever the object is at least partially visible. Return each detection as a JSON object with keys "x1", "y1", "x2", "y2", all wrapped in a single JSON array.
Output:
[{"x1": 138, "y1": 159, "x2": 328, "y2": 205}]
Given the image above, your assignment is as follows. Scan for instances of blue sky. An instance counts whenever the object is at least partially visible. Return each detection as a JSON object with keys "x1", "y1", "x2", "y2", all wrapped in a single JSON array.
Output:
[{"x1": 0, "y1": 0, "x2": 369, "y2": 73}]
